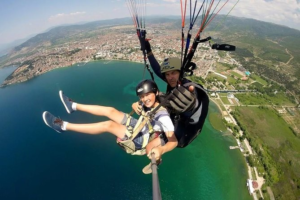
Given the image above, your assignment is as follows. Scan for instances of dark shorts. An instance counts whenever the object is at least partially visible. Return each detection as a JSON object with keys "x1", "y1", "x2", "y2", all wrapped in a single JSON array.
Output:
[{"x1": 120, "y1": 113, "x2": 167, "y2": 149}]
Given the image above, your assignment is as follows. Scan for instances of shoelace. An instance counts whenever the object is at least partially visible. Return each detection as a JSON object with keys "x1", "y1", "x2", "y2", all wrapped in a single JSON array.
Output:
[
  {"x1": 54, "y1": 118, "x2": 63, "y2": 125},
  {"x1": 67, "y1": 97, "x2": 73, "y2": 102}
]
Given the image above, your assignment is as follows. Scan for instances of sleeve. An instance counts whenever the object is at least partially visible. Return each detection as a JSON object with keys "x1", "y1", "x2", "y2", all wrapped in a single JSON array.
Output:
[
  {"x1": 147, "y1": 54, "x2": 165, "y2": 81},
  {"x1": 158, "y1": 115, "x2": 174, "y2": 132}
]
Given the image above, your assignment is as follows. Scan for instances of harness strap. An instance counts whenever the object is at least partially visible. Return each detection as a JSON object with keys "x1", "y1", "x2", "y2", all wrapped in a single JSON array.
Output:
[
  {"x1": 118, "y1": 95, "x2": 173, "y2": 155},
  {"x1": 129, "y1": 113, "x2": 150, "y2": 140}
]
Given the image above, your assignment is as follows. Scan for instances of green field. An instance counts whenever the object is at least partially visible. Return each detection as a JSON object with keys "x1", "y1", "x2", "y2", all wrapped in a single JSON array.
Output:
[
  {"x1": 220, "y1": 96, "x2": 231, "y2": 104},
  {"x1": 230, "y1": 71, "x2": 244, "y2": 78},
  {"x1": 235, "y1": 93, "x2": 270, "y2": 105},
  {"x1": 250, "y1": 74, "x2": 268, "y2": 86},
  {"x1": 213, "y1": 98, "x2": 226, "y2": 111},
  {"x1": 215, "y1": 62, "x2": 230, "y2": 72},
  {"x1": 233, "y1": 107, "x2": 300, "y2": 200},
  {"x1": 267, "y1": 92, "x2": 296, "y2": 106},
  {"x1": 235, "y1": 93, "x2": 295, "y2": 106},
  {"x1": 227, "y1": 76, "x2": 237, "y2": 85},
  {"x1": 206, "y1": 72, "x2": 226, "y2": 81},
  {"x1": 215, "y1": 62, "x2": 236, "y2": 72}
]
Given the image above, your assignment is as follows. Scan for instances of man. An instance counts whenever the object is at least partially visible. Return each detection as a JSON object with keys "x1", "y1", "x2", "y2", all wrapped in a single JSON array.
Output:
[{"x1": 133, "y1": 41, "x2": 209, "y2": 148}]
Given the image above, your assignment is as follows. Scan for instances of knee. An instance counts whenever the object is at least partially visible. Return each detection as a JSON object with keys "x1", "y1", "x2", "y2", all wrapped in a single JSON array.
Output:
[
  {"x1": 106, "y1": 107, "x2": 118, "y2": 115},
  {"x1": 101, "y1": 120, "x2": 114, "y2": 131}
]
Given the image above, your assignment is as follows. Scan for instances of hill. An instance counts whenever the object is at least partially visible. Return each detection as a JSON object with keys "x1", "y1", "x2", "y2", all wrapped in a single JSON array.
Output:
[
  {"x1": 205, "y1": 16, "x2": 300, "y2": 100},
  {"x1": 1, "y1": 15, "x2": 299, "y2": 99}
]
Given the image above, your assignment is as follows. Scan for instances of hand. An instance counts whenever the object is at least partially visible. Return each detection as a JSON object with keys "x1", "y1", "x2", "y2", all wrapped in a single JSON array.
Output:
[
  {"x1": 169, "y1": 85, "x2": 196, "y2": 113},
  {"x1": 132, "y1": 101, "x2": 142, "y2": 115},
  {"x1": 147, "y1": 147, "x2": 162, "y2": 161}
]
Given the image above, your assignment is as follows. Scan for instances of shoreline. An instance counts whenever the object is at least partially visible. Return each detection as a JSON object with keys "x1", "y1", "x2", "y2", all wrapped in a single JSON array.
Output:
[
  {"x1": 0, "y1": 58, "x2": 144, "y2": 88},
  {"x1": 209, "y1": 95, "x2": 265, "y2": 199}
]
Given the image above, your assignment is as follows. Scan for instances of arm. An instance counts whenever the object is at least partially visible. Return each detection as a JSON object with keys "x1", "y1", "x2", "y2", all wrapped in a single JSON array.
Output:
[
  {"x1": 159, "y1": 131, "x2": 178, "y2": 154},
  {"x1": 131, "y1": 101, "x2": 142, "y2": 115},
  {"x1": 147, "y1": 113, "x2": 177, "y2": 160},
  {"x1": 147, "y1": 53, "x2": 164, "y2": 80},
  {"x1": 149, "y1": 131, "x2": 177, "y2": 161},
  {"x1": 144, "y1": 40, "x2": 165, "y2": 81}
]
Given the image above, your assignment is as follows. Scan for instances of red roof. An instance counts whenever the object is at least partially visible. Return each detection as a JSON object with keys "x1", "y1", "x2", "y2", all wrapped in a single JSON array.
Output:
[{"x1": 252, "y1": 181, "x2": 258, "y2": 188}]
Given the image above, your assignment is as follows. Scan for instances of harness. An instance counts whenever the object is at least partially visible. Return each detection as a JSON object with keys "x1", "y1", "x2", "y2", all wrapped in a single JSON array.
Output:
[{"x1": 117, "y1": 106, "x2": 167, "y2": 155}]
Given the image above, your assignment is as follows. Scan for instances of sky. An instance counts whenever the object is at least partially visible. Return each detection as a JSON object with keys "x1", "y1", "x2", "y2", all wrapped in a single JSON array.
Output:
[{"x1": 0, "y1": 0, "x2": 299, "y2": 46}]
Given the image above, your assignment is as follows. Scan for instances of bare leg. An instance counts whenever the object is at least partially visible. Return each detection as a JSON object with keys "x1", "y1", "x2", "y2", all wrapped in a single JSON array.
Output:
[
  {"x1": 76, "y1": 104, "x2": 125, "y2": 123},
  {"x1": 66, "y1": 120, "x2": 127, "y2": 138}
]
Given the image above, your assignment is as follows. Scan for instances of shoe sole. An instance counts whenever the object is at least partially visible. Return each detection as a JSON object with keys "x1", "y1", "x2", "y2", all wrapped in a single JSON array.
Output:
[
  {"x1": 59, "y1": 90, "x2": 71, "y2": 114},
  {"x1": 42, "y1": 111, "x2": 61, "y2": 133},
  {"x1": 43, "y1": 111, "x2": 51, "y2": 127},
  {"x1": 142, "y1": 163, "x2": 152, "y2": 174}
]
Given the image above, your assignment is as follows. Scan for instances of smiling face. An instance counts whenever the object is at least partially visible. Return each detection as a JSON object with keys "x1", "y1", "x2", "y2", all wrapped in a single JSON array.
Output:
[
  {"x1": 139, "y1": 92, "x2": 158, "y2": 108},
  {"x1": 165, "y1": 70, "x2": 180, "y2": 88}
]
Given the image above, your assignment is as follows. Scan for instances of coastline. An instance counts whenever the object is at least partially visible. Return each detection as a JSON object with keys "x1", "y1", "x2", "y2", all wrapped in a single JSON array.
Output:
[
  {"x1": 0, "y1": 58, "x2": 144, "y2": 88},
  {"x1": 208, "y1": 95, "x2": 265, "y2": 200}
]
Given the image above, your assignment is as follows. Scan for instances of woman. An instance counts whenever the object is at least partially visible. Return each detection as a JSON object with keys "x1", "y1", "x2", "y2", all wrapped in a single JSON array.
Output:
[{"x1": 42, "y1": 79, "x2": 177, "y2": 172}]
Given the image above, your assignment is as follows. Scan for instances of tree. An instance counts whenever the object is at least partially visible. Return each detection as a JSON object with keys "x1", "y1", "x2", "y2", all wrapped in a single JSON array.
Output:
[{"x1": 247, "y1": 155, "x2": 256, "y2": 167}]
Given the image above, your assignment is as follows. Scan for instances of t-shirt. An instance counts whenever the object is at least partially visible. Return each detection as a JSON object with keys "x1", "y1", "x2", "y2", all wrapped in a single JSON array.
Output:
[{"x1": 141, "y1": 107, "x2": 174, "y2": 134}]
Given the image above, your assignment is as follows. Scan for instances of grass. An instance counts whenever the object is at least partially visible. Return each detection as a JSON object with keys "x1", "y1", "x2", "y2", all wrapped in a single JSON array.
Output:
[
  {"x1": 235, "y1": 93, "x2": 295, "y2": 106},
  {"x1": 267, "y1": 92, "x2": 296, "y2": 106},
  {"x1": 230, "y1": 71, "x2": 244, "y2": 79},
  {"x1": 250, "y1": 74, "x2": 268, "y2": 86},
  {"x1": 206, "y1": 72, "x2": 226, "y2": 81},
  {"x1": 220, "y1": 96, "x2": 231, "y2": 104},
  {"x1": 215, "y1": 62, "x2": 229, "y2": 72},
  {"x1": 234, "y1": 106, "x2": 300, "y2": 199},
  {"x1": 213, "y1": 98, "x2": 227, "y2": 111},
  {"x1": 227, "y1": 76, "x2": 237, "y2": 85},
  {"x1": 250, "y1": 81, "x2": 263, "y2": 88},
  {"x1": 235, "y1": 93, "x2": 270, "y2": 105},
  {"x1": 215, "y1": 62, "x2": 234, "y2": 72},
  {"x1": 251, "y1": 167, "x2": 257, "y2": 180}
]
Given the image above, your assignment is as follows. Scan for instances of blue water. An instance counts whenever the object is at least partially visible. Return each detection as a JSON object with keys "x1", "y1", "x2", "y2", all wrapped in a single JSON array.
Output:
[
  {"x1": 0, "y1": 65, "x2": 18, "y2": 83},
  {"x1": 0, "y1": 61, "x2": 251, "y2": 200}
]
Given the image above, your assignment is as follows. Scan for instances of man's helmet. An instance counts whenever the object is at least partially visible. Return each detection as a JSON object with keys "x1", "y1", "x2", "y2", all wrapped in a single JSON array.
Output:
[
  {"x1": 136, "y1": 79, "x2": 158, "y2": 96},
  {"x1": 160, "y1": 57, "x2": 181, "y2": 74}
]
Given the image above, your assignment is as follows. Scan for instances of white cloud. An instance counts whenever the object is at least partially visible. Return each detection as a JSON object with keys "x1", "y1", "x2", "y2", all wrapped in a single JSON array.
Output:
[
  {"x1": 145, "y1": 0, "x2": 300, "y2": 30},
  {"x1": 48, "y1": 12, "x2": 86, "y2": 23},
  {"x1": 163, "y1": 0, "x2": 177, "y2": 2},
  {"x1": 229, "y1": 0, "x2": 300, "y2": 30}
]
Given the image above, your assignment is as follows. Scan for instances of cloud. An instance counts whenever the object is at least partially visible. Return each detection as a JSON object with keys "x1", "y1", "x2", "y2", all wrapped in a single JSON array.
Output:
[
  {"x1": 48, "y1": 11, "x2": 86, "y2": 22},
  {"x1": 229, "y1": 0, "x2": 300, "y2": 30},
  {"x1": 163, "y1": 0, "x2": 177, "y2": 2},
  {"x1": 145, "y1": 0, "x2": 300, "y2": 30}
]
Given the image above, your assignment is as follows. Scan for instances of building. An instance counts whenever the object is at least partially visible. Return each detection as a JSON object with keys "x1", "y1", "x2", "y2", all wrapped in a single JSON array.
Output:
[
  {"x1": 227, "y1": 93, "x2": 234, "y2": 99},
  {"x1": 247, "y1": 179, "x2": 255, "y2": 195}
]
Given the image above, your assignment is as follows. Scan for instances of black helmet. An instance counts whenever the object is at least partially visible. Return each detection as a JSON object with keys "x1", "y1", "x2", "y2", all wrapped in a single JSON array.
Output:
[{"x1": 136, "y1": 79, "x2": 158, "y2": 96}]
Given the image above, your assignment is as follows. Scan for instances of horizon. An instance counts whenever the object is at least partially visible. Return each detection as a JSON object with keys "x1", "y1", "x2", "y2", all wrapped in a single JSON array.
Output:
[
  {"x1": 0, "y1": 0, "x2": 300, "y2": 47},
  {"x1": 2, "y1": 14, "x2": 300, "y2": 48}
]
